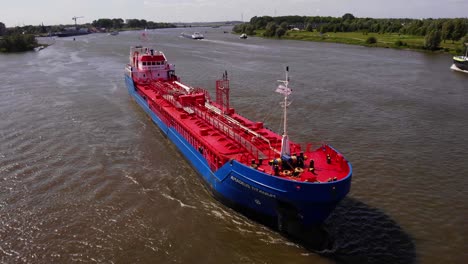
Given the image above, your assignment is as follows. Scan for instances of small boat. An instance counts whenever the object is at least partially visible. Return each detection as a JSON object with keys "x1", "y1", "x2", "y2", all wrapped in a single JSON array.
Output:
[
  {"x1": 181, "y1": 32, "x2": 204, "y2": 40},
  {"x1": 191, "y1": 32, "x2": 204, "y2": 39},
  {"x1": 452, "y1": 43, "x2": 468, "y2": 72},
  {"x1": 124, "y1": 46, "x2": 352, "y2": 235},
  {"x1": 240, "y1": 33, "x2": 248, "y2": 39},
  {"x1": 34, "y1": 46, "x2": 45, "y2": 52}
]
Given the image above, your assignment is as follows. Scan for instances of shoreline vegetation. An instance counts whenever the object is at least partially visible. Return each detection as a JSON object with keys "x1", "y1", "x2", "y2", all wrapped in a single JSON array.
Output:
[
  {"x1": 0, "y1": 34, "x2": 38, "y2": 52},
  {"x1": 233, "y1": 14, "x2": 468, "y2": 55},
  {"x1": 0, "y1": 17, "x2": 237, "y2": 53},
  {"x1": 0, "y1": 17, "x2": 238, "y2": 53},
  {"x1": 0, "y1": 19, "x2": 178, "y2": 53},
  {"x1": 2, "y1": 14, "x2": 467, "y2": 54}
]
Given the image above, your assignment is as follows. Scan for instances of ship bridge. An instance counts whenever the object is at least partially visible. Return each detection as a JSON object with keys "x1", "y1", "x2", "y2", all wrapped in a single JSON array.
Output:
[{"x1": 128, "y1": 46, "x2": 176, "y2": 82}]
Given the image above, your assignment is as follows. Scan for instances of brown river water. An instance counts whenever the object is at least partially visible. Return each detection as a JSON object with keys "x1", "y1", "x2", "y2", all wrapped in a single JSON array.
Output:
[{"x1": 0, "y1": 27, "x2": 467, "y2": 264}]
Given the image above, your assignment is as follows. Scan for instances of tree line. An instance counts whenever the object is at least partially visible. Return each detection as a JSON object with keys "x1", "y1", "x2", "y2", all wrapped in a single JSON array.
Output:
[
  {"x1": 0, "y1": 18, "x2": 176, "y2": 37},
  {"x1": 233, "y1": 14, "x2": 468, "y2": 51},
  {"x1": 0, "y1": 18, "x2": 176, "y2": 52},
  {"x1": 91, "y1": 18, "x2": 176, "y2": 30}
]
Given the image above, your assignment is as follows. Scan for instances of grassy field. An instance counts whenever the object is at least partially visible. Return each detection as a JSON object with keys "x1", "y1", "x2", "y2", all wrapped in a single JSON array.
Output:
[{"x1": 255, "y1": 30, "x2": 463, "y2": 55}]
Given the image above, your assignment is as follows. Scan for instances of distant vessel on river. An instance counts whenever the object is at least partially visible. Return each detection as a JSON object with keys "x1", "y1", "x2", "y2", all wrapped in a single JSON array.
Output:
[
  {"x1": 55, "y1": 27, "x2": 90, "y2": 38},
  {"x1": 451, "y1": 43, "x2": 468, "y2": 73},
  {"x1": 181, "y1": 32, "x2": 204, "y2": 40}
]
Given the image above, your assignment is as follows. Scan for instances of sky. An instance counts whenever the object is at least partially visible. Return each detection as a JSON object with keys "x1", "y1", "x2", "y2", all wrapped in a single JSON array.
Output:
[{"x1": 1, "y1": 0, "x2": 467, "y2": 27}]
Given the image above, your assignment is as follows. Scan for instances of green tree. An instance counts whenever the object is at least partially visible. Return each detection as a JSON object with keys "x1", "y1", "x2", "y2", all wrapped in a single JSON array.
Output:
[
  {"x1": 245, "y1": 24, "x2": 255, "y2": 35},
  {"x1": 233, "y1": 23, "x2": 255, "y2": 35},
  {"x1": 264, "y1": 22, "x2": 277, "y2": 37},
  {"x1": 441, "y1": 20, "x2": 454, "y2": 43},
  {"x1": 319, "y1": 25, "x2": 327, "y2": 34},
  {"x1": 452, "y1": 19, "x2": 467, "y2": 42},
  {"x1": 232, "y1": 24, "x2": 243, "y2": 33},
  {"x1": 0, "y1": 34, "x2": 37, "y2": 52},
  {"x1": 371, "y1": 23, "x2": 380, "y2": 33},
  {"x1": 140, "y1": 19, "x2": 148, "y2": 28},
  {"x1": 126, "y1": 19, "x2": 141, "y2": 28},
  {"x1": 424, "y1": 30, "x2": 441, "y2": 50},
  {"x1": 250, "y1": 16, "x2": 273, "y2": 30},
  {"x1": 276, "y1": 27, "x2": 286, "y2": 38},
  {"x1": 92, "y1": 18, "x2": 113, "y2": 29},
  {"x1": 279, "y1": 21, "x2": 288, "y2": 30},
  {"x1": 112, "y1": 18, "x2": 124, "y2": 29},
  {"x1": 365, "y1": 36, "x2": 377, "y2": 44},
  {"x1": 0, "y1": 22, "x2": 5, "y2": 36},
  {"x1": 237, "y1": 15, "x2": 468, "y2": 52},
  {"x1": 460, "y1": 35, "x2": 468, "y2": 52},
  {"x1": 342, "y1": 13, "x2": 355, "y2": 21}
]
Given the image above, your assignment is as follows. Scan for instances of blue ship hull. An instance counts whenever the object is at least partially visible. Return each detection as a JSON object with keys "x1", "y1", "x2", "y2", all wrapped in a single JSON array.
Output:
[{"x1": 125, "y1": 75, "x2": 352, "y2": 230}]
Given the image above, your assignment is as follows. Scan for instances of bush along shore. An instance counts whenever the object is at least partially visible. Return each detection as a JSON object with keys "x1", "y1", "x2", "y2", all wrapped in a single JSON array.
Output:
[
  {"x1": 0, "y1": 34, "x2": 39, "y2": 53},
  {"x1": 233, "y1": 14, "x2": 468, "y2": 55},
  {"x1": 1, "y1": 21, "x2": 40, "y2": 52}
]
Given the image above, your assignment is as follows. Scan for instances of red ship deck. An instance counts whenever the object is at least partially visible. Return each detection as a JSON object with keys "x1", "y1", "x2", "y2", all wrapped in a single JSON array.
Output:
[{"x1": 135, "y1": 80, "x2": 350, "y2": 183}]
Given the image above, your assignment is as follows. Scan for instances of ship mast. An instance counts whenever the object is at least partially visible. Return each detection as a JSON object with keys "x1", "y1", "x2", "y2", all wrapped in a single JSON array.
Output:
[{"x1": 276, "y1": 66, "x2": 292, "y2": 157}]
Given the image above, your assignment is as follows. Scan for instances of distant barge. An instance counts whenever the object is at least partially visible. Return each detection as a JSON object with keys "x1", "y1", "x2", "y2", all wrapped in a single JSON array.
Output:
[{"x1": 55, "y1": 27, "x2": 90, "y2": 38}]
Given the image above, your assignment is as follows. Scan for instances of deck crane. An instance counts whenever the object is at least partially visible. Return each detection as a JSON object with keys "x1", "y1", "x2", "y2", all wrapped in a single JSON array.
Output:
[{"x1": 72, "y1": 16, "x2": 84, "y2": 28}]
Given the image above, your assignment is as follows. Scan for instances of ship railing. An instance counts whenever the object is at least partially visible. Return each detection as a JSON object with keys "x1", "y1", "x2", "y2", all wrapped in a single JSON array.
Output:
[
  {"x1": 294, "y1": 142, "x2": 349, "y2": 169},
  {"x1": 150, "y1": 80, "x2": 191, "y2": 98},
  {"x1": 169, "y1": 116, "x2": 225, "y2": 171},
  {"x1": 191, "y1": 105, "x2": 267, "y2": 160},
  {"x1": 149, "y1": 82, "x2": 177, "y2": 100},
  {"x1": 145, "y1": 80, "x2": 267, "y2": 165},
  {"x1": 145, "y1": 86, "x2": 228, "y2": 171},
  {"x1": 149, "y1": 81, "x2": 170, "y2": 95},
  {"x1": 204, "y1": 103, "x2": 278, "y2": 156},
  {"x1": 292, "y1": 142, "x2": 323, "y2": 155},
  {"x1": 162, "y1": 94, "x2": 184, "y2": 109}
]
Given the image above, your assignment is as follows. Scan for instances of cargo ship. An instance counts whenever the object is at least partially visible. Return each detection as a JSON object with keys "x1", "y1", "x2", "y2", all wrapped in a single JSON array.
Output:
[
  {"x1": 55, "y1": 27, "x2": 90, "y2": 38},
  {"x1": 124, "y1": 46, "x2": 352, "y2": 233}
]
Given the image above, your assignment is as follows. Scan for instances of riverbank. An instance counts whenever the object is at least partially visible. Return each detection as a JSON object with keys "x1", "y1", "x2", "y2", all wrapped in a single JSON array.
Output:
[{"x1": 255, "y1": 30, "x2": 463, "y2": 55}]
